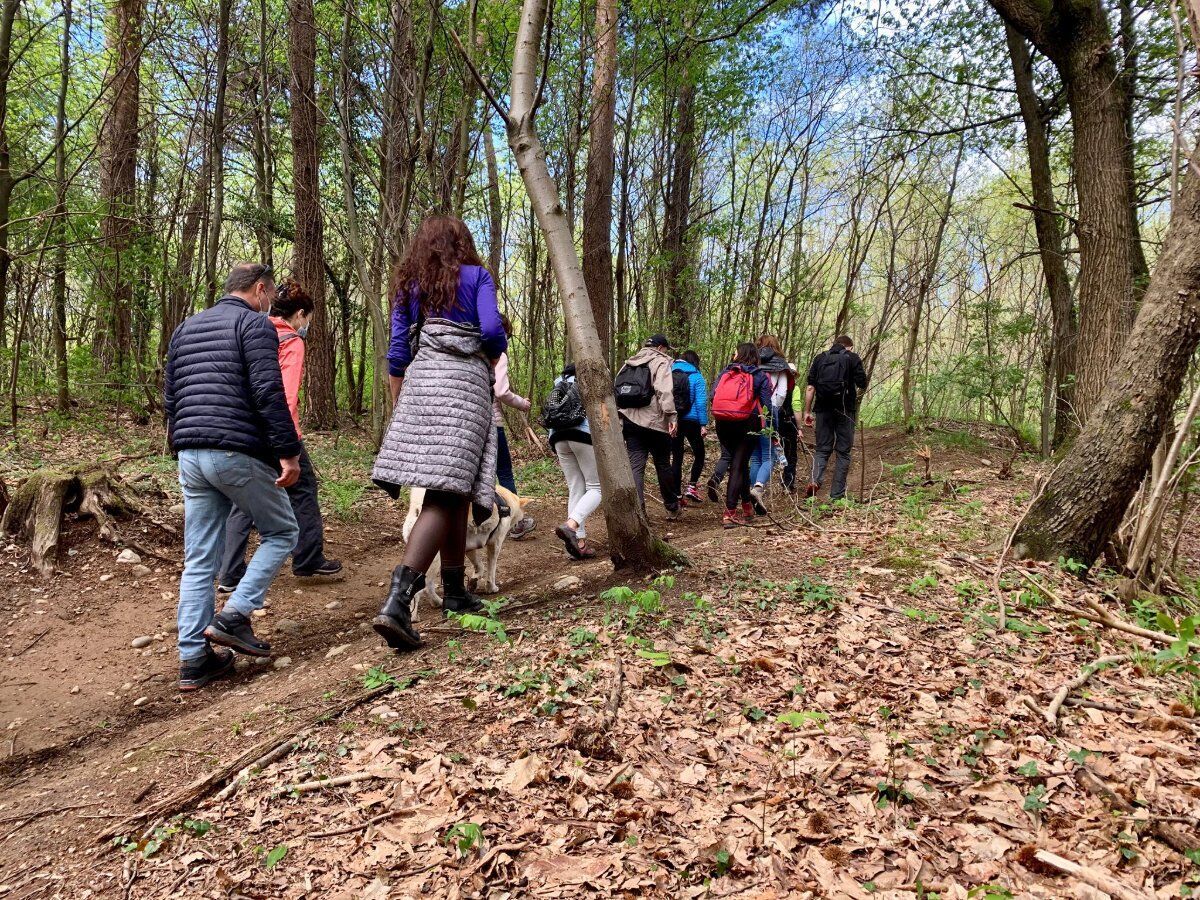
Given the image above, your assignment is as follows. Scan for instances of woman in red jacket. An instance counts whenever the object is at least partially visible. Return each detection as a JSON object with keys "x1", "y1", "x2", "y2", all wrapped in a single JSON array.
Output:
[{"x1": 217, "y1": 280, "x2": 342, "y2": 590}]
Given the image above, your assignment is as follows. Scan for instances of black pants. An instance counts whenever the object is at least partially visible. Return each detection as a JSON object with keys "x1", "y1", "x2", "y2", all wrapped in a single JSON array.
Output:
[
  {"x1": 671, "y1": 420, "x2": 705, "y2": 490},
  {"x1": 623, "y1": 419, "x2": 678, "y2": 512},
  {"x1": 715, "y1": 417, "x2": 759, "y2": 510},
  {"x1": 220, "y1": 444, "x2": 327, "y2": 583},
  {"x1": 812, "y1": 409, "x2": 856, "y2": 499},
  {"x1": 778, "y1": 413, "x2": 799, "y2": 491}
]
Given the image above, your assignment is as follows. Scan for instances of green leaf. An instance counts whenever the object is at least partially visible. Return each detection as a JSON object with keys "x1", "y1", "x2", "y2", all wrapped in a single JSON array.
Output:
[
  {"x1": 1022, "y1": 785, "x2": 1048, "y2": 812},
  {"x1": 264, "y1": 844, "x2": 288, "y2": 869},
  {"x1": 776, "y1": 710, "x2": 828, "y2": 729},
  {"x1": 1016, "y1": 761, "x2": 1038, "y2": 777},
  {"x1": 636, "y1": 648, "x2": 673, "y2": 667}
]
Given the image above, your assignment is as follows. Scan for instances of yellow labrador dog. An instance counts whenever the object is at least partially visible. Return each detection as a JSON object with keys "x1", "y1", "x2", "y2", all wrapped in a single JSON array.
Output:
[{"x1": 402, "y1": 485, "x2": 530, "y2": 618}]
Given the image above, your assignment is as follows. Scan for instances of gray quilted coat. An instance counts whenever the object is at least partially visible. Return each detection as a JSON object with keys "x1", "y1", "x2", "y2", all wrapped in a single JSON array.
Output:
[{"x1": 372, "y1": 318, "x2": 497, "y2": 508}]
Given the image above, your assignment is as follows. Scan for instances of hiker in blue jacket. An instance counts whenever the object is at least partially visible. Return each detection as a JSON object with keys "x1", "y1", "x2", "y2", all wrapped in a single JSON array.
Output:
[{"x1": 671, "y1": 350, "x2": 709, "y2": 505}]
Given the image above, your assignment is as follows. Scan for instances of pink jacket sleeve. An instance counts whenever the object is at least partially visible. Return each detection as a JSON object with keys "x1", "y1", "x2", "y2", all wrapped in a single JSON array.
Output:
[
  {"x1": 494, "y1": 352, "x2": 531, "y2": 413},
  {"x1": 278, "y1": 336, "x2": 305, "y2": 440}
]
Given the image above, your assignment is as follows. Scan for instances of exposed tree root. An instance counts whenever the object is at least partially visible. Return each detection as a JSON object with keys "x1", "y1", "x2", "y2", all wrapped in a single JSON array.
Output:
[{"x1": 0, "y1": 466, "x2": 163, "y2": 576}]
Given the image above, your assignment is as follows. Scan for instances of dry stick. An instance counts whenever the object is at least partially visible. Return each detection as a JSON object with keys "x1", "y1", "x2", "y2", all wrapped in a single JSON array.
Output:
[
  {"x1": 1026, "y1": 848, "x2": 1146, "y2": 900},
  {"x1": 306, "y1": 805, "x2": 424, "y2": 840},
  {"x1": 1043, "y1": 655, "x2": 1126, "y2": 729},
  {"x1": 1007, "y1": 566, "x2": 1177, "y2": 646},
  {"x1": 1075, "y1": 766, "x2": 1200, "y2": 857},
  {"x1": 213, "y1": 729, "x2": 312, "y2": 803},
  {"x1": 600, "y1": 655, "x2": 625, "y2": 731},
  {"x1": 275, "y1": 771, "x2": 381, "y2": 797},
  {"x1": 97, "y1": 681, "x2": 400, "y2": 845}
]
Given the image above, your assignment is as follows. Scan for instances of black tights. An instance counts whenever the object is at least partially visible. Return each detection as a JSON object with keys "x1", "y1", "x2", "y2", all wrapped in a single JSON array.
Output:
[
  {"x1": 716, "y1": 417, "x2": 759, "y2": 510},
  {"x1": 401, "y1": 490, "x2": 468, "y2": 572}
]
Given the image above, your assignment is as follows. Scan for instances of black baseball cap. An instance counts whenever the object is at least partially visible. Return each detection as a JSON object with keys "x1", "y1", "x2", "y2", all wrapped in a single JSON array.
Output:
[{"x1": 645, "y1": 334, "x2": 672, "y2": 350}]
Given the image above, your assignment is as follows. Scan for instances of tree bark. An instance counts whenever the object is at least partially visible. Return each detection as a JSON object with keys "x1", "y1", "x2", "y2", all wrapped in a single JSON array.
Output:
[
  {"x1": 484, "y1": 127, "x2": 504, "y2": 278},
  {"x1": 581, "y1": 0, "x2": 617, "y2": 354},
  {"x1": 0, "y1": 0, "x2": 19, "y2": 352},
  {"x1": 289, "y1": 0, "x2": 337, "y2": 428},
  {"x1": 988, "y1": 0, "x2": 1142, "y2": 420},
  {"x1": 204, "y1": 0, "x2": 232, "y2": 307},
  {"x1": 506, "y1": 0, "x2": 683, "y2": 570},
  {"x1": 1004, "y1": 24, "x2": 1076, "y2": 448},
  {"x1": 662, "y1": 75, "x2": 697, "y2": 342},
  {"x1": 1013, "y1": 141, "x2": 1200, "y2": 565},
  {"x1": 96, "y1": 0, "x2": 142, "y2": 375},
  {"x1": 52, "y1": 0, "x2": 71, "y2": 411}
]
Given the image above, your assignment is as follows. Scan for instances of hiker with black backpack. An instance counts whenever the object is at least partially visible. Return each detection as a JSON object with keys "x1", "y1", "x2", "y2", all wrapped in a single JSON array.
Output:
[
  {"x1": 711, "y1": 342, "x2": 773, "y2": 528},
  {"x1": 614, "y1": 335, "x2": 680, "y2": 517},
  {"x1": 802, "y1": 335, "x2": 868, "y2": 501},
  {"x1": 671, "y1": 350, "x2": 709, "y2": 506},
  {"x1": 542, "y1": 364, "x2": 601, "y2": 560}
]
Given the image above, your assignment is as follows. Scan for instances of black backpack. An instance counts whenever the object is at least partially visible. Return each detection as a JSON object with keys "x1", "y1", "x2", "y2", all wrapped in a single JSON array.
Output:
[
  {"x1": 614, "y1": 362, "x2": 653, "y2": 409},
  {"x1": 813, "y1": 350, "x2": 852, "y2": 405},
  {"x1": 541, "y1": 378, "x2": 586, "y2": 430},
  {"x1": 672, "y1": 370, "x2": 693, "y2": 418}
]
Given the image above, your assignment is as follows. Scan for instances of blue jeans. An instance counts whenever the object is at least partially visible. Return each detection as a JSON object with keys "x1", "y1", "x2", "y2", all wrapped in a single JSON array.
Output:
[
  {"x1": 177, "y1": 449, "x2": 298, "y2": 662},
  {"x1": 750, "y1": 433, "x2": 774, "y2": 486},
  {"x1": 496, "y1": 426, "x2": 517, "y2": 494}
]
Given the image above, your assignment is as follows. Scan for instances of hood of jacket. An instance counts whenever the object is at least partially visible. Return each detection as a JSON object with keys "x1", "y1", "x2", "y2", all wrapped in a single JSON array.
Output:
[
  {"x1": 672, "y1": 359, "x2": 699, "y2": 375},
  {"x1": 627, "y1": 346, "x2": 670, "y2": 368},
  {"x1": 758, "y1": 347, "x2": 789, "y2": 373}
]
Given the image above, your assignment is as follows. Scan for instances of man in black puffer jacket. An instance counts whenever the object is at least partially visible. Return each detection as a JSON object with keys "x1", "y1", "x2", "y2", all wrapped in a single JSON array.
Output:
[{"x1": 164, "y1": 262, "x2": 302, "y2": 692}]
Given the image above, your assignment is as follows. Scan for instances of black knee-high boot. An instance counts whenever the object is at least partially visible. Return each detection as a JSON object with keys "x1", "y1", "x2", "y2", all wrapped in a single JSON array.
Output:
[
  {"x1": 441, "y1": 566, "x2": 485, "y2": 615},
  {"x1": 373, "y1": 565, "x2": 424, "y2": 650}
]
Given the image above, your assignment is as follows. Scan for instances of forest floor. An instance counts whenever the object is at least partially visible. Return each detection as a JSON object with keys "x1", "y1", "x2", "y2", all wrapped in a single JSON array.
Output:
[{"x1": 0, "y1": 418, "x2": 1198, "y2": 899}]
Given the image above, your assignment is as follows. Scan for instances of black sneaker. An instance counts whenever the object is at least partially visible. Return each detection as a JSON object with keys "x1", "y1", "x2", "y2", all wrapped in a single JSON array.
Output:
[
  {"x1": 216, "y1": 582, "x2": 238, "y2": 595},
  {"x1": 555, "y1": 523, "x2": 583, "y2": 560},
  {"x1": 204, "y1": 610, "x2": 272, "y2": 657},
  {"x1": 179, "y1": 647, "x2": 235, "y2": 692},
  {"x1": 706, "y1": 480, "x2": 721, "y2": 503},
  {"x1": 295, "y1": 560, "x2": 343, "y2": 578}
]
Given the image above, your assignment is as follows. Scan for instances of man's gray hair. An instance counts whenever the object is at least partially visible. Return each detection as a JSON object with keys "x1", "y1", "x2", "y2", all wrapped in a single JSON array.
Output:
[{"x1": 224, "y1": 262, "x2": 273, "y2": 294}]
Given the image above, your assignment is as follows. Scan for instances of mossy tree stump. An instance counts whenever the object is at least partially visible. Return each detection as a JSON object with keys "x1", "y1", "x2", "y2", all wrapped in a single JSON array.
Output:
[{"x1": 0, "y1": 467, "x2": 150, "y2": 576}]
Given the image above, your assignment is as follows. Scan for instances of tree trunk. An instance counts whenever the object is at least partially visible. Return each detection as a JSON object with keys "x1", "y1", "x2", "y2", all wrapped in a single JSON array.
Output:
[
  {"x1": 581, "y1": 0, "x2": 617, "y2": 354},
  {"x1": 662, "y1": 75, "x2": 697, "y2": 342},
  {"x1": 1013, "y1": 140, "x2": 1200, "y2": 565},
  {"x1": 52, "y1": 0, "x2": 71, "y2": 411},
  {"x1": 484, "y1": 127, "x2": 504, "y2": 278},
  {"x1": 252, "y1": 0, "x2": 274, "y2": 266},
  {"x1": 204, "y1": 0, "x2": 232, "y2": 307},
  {"x1": 0, "y1": 0, "x2": 18, "y2": 352},
  {"x1": 289, "y1": 0, "x2": 336, "y2": 428},
  {"x1": 1004, "y1": 24, "x2": 1077, "y2": 449},
  {"x1": 506, "y1": 0, "x2": 683, "y2": 570},
  {"x1": 988, "y1": 0, "x2": 1142, "y2": 420},
  {"x1": 96, "y1": 0, "x2": 142, "y2": 376}
]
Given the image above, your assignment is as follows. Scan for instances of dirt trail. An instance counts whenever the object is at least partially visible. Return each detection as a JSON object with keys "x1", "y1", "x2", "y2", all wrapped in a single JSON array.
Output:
[{"x1": 0, "y1": 424, "x2": 1036, "y2": 894}]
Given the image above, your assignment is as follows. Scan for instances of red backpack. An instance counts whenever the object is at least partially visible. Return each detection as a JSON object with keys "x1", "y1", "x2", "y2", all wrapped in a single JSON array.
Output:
[{"x1": 712, "y1": 366, "x2": 759, "y2": 421}]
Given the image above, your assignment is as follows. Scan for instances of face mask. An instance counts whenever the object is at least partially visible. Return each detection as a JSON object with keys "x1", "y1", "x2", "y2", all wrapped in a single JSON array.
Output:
[{"x1": 296, "y1": 323, "x2": 310, "y2": 339}]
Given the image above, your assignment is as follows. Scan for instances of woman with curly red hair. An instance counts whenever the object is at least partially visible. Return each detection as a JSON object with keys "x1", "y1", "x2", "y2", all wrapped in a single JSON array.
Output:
[{"x1": 371, "y1": 216, "x2": 507, "y2": 651}]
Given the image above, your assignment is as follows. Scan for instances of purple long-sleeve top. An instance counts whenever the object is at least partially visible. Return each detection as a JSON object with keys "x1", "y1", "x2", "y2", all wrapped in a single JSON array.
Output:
[{"x1": 387, "y1": 264, "x2": 507, "y2": 377}]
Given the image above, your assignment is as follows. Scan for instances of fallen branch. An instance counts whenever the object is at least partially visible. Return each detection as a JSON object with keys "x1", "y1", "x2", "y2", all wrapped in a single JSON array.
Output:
[
  {"x1": 306, "y1": 805, "x2": 423, "y2": 839},
  {"x1": 276, "y1": 771, "x2": 381, "y2": 796},
  {"x1": 1020, "y1": 847, "x2": 1145, "y2": 900},
  {"x1": 96, "y1": 681, "x2": 401, "y2": 845},
  {"x1": 213, "y1": 730, "x2": 312, "y2": 803},
  {"x1": 1075, "y1": 766, "x2": 1200, "y2": 858},
  {"x1": 1044, "y1": 655, "x2": 1125, "y2": 730}
]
